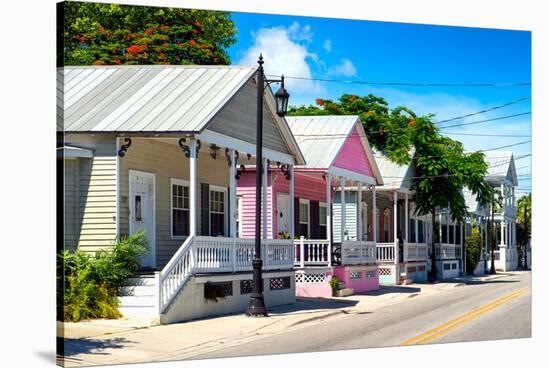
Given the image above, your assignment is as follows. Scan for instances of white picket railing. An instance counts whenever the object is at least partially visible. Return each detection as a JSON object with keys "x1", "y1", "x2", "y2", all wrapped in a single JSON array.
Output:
[
  {"x1": 294, "y1": 238, "x2": 331, "y2": 267},
  {"x1": 159, "y1": 236, "x2": 294, "y2": 312},
  {"x1": 435, "y1": 243, "x2": 462, "y2": 260},
  {"x1": 405, "y1": 242, "x2": 429, "y2": 262},
  {"x1": 341, "y1": 241, "x2": 376, "y2": 265},
  {"x1": 376, "y1": 242, "x2": 396, "y2": 263}
]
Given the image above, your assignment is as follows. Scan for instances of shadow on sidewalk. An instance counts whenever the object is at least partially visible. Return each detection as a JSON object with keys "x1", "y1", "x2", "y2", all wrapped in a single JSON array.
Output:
[
  {"x1": 268, "y1": 297, "x2": 358, "y2": 315},
  {"x1": 60, "y1": 336, "x2": 134, "y2": 357},
  {"x1": 356, "y1": 285, "x2": 421, "y2": 296}
]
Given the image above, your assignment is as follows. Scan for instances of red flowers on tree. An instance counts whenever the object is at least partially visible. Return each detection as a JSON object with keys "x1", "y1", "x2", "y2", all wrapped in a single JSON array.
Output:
[
  {"x1": 189, "y1": 39, "x2": 197, "y2": 46},
  {"x1": 127, "y1": 44, "x2": 145, "y2": 54}
]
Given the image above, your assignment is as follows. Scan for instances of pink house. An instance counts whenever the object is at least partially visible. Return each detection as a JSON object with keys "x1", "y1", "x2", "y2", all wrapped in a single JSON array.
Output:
[{"x1": 237, "y1": 116, "x2": 384, "y2": 298}]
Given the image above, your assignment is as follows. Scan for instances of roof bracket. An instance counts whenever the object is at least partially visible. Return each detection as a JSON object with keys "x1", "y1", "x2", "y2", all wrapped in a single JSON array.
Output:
[
  {"x1": 117, "y1": 138, "x2": 132, "y2": 158},
  {"x1": 179, "y1": 138, "x2": 201, "y2": 158},
  {"x1": 280, "y1": 164, "x2": 291, "y2": 180}
]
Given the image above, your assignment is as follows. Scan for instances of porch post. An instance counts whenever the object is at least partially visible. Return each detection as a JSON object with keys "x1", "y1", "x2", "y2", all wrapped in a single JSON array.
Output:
[
  {"x1": 405, "y1": 193, "x2": 409, "y2": 243},
  {"x1": 393, "y1": 191, "x2": 398, "y2": 264},
  {"x1": 446, "y1": 214, "x2": 450, "y2": 245},
  {"x1": 372, "y1": 186, "x2": 377, "y2": 243},
  {"x1": 189, "y1": 139, "x2": 197, "y2": 237},
  {"x1": 326, "y1": 173, "x2": 332, "y2": 266},
  {"x1": 341, "y1": 177, "x2": 346, "y2": 241},
  {"x1": 229, "y1": 149, "x2": 236, "y2": 238},
  {"x1": 415, "y1": 212, "x2": 419, "y2": 244},
  {"x1": 262, "y1": 158, "x2": 268, "y2": 240},
  {"x1": 438, "y1": 212, "x2": 442, "y2": 245},
  {"x1": 500, "y1": 183, "x2": 505, "y2": 247},
  {"x1": 289, "y1": 165, "x2": 295, "y2": 241},
  {"x1": 357, "y1": 182, "x2": 363, "y2": 241}
]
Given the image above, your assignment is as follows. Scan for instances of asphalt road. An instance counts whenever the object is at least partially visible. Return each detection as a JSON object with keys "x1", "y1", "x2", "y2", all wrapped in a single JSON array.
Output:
[{"x1": 190, "y1": 272, "x2": 531, "y2": 360}]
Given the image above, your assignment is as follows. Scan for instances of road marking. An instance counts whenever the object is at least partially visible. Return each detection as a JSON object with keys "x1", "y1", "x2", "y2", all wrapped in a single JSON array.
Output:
[{"x1": 400, "y1": 287, "x2": 530, "y2": 346}]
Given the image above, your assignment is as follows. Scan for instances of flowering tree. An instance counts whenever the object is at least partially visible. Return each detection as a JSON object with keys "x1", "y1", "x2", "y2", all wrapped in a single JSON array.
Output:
[{"x1": 62, "y1": 2, "x2": 237, "y2": 66}]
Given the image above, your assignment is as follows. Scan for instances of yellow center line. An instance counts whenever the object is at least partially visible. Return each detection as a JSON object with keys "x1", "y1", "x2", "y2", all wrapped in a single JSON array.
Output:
[{"x1": 400, "y1": 287, "x2": 530, "y2": 346}]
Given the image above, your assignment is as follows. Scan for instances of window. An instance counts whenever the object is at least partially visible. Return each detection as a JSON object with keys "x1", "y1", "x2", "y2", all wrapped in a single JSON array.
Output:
[
  {"x1": 449, "y1": 225, "x2": 455, "y2": 244},
  {"x1": 409, "y1": 218, "x2": 416, "y2": 243},
  {"x1": 418, "y1": 220, "x2": 425, "y2": 243},
  {"x1": 210, "y1": 186, "x2": 226, "y2": 236},
  {"x1": 171, "y1": 179, "x2": 189, "y2": 237},
  {"x1": 298, "y1": 199, "x2": 310, "y2": 238},
  {"x1": 319, "y1": 202, "x2": 327, "y2": 239}
]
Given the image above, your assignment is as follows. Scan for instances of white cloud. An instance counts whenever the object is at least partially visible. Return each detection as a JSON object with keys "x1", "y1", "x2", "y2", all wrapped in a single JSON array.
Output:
[
  {"x1": 323, "y1": 39, "x2": 332, "y2": 52},
  {"x1": 238, "y1": 23, "x2": 323, "y2": 97},
  {"x1": 327, "y1": 58, "x2": 357, "y2": 77}
]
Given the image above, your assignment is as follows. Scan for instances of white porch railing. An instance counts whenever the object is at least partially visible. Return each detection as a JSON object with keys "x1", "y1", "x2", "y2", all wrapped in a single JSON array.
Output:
[
  {"x1": 294, "y1": 238, "x2": 331, "y2": 267},
  {"x1": 376, "y1": 242, "x2": 396, "y2": 263},
  {"x1": 435, "y1": 243, "x2": 462, "y2": 260},
  {"x1": 341, "y1": 241, "x2": 376, "y2": 265},
  {"x1": 405, "y1": 242, "x2": 429, "y2": 262},
  {"x1": 159, "y1": 236, "x2": 294, "y2": 312}
]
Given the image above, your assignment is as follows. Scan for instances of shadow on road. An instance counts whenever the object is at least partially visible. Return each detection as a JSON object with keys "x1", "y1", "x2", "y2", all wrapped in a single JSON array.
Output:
[
  {"x1": 269, "y1": 297, "x2": 358, "y2": 315},
  {"x1": 356, "y1": 285, "x2": 422, "y2": 296},
  {"x1": 60, "y1": 336, "x2": 134, "y2": 357}
]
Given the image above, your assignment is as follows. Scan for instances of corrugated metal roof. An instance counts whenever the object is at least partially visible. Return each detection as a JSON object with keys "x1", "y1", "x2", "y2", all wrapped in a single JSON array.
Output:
[
  {"x1": 374, "y1": 150, "x2": 414, "y2": 191},
  {"x1": 58, "y1": 65, "x2": 257, "y2": 133},
  {"x1": 484, "y1": 151, "x2": 517, "y2": 185},
  {"x1": 285, "y1": 115, "x2": 359, "y2": 169}
]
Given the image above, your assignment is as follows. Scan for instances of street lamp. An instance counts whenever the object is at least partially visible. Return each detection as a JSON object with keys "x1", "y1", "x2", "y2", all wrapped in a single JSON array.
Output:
[
  {"x1": 246, "y1": 54, "x2": 289, "y2": 317},
  {"x1": 489, "y1": 189, "x2": 503, "y2": 275}
]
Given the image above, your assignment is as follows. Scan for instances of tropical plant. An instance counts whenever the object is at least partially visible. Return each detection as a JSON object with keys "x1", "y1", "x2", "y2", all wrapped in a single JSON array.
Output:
[
  {"x1": 329, "y1": 275, "x2": 340, "y2": 296},
  {"x1": 465, "y1": 228, "x2": 482, "y2": 274},
  {"x1": 516, "y1": 193, "x2": 531, "y2": 246},
  {"x1": 58, "y1": 231, "x2": 149, "y2": 322},
  {"x1": 62, "y1": 2, "x2": 237, "y2": 66}
]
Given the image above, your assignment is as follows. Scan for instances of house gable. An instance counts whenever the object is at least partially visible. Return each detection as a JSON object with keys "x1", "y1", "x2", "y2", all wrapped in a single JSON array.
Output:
[
  {"x1": 332, "y1": 124, "x2": 374, "y2": 177},
  {"x1": 207, "y1": 80, "x2": 291, "y2": 154}
]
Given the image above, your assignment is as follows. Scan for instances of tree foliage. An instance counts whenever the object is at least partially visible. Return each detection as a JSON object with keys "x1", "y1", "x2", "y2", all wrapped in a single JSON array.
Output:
[
  {"x1": 516, "y1": 193, "x2": 531, "y2": 245},
  {"x1": 289, "y1": 94, "x2": 492, "y2": 223},
  {"x1": 63, "y1": 2, "x2": 237, "y2": 66}
]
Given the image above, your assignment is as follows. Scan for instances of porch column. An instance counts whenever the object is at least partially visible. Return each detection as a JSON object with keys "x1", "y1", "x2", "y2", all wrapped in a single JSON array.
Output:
[
  {"x1": 461, "y1": 223, "x2": 464, "y2": 273},
  {"x1": 500, "y1": 183, "x2": 505, "y2": 247},
  {"x1": 405, "y1": 193, "x2": 409, "y2": 243},
  {"x1": 262, "y1": 158, "x2": 268, "y2": 240},
  {"x1": 393, "y1": 191, "x2": 398, "y2": 264},
  {"x1": 446, "y1": 214, "x2": 450, "y2": 245},
  {"x1": 438, "y1": 212, "x2": 442, "y2": 245},
  {"x1": 326, "y1": 173, "x2": 332, "y2": 266},
  {"x1": 189, "y1": 139, "x2": 197, "y2": 237},
  {"x1": 415, "y1": 214, "x2": 419, "y2": 244},
  {"x1": 372, "y1": 186, "x2": 377, "y2": 243},
  {"x1": 341, "y1": 177, "x2": 346, "y2": 241},
  {"x1": 357, "y1": 182, "x2": 363, "y2": 241},
  {"x1": 289, "y1": 165, "x2": 295, "y2": 241},
  {"x1": 229, "y1": 149, "x2": 236, "y2": 238}
]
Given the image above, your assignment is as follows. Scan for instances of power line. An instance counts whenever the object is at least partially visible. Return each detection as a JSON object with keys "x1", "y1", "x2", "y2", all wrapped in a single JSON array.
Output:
[
  {"x1": 269, "y1": 74, "x2": 531, "y2": 88},
  {"x1": 443, "y1": 132, "x2": 531, "y2": 138},
  {"x1": 439, "y1": 112, "x2": 531, "y2": 130},
  {"x1": 434, "y1": 97, "x2": 530, "y2": 124}
]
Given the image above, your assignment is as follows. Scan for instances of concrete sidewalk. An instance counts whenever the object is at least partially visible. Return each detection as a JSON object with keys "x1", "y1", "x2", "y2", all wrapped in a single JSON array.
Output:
[{"x1": 59, "y1": 271, "x2": 518, "y2": 366}]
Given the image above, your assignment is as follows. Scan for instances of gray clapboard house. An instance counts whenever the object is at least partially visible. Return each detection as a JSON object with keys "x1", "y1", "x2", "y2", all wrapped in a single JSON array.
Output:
[{"x1": 59, "y1": 65, "x2": 305, "y2": 323}]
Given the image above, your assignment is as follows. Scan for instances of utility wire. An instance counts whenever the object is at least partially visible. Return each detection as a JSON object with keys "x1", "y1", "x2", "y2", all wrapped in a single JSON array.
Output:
[
  {"x1": 268, "y1": 74, "x2": 531, "y2": 88},
  {"x1": 443, "y1": 132, "x2": 531, "y2": 138},
  {"x1": 434, "y1": 97, "x2": 530, "y2": 124},
  {"x1": 439, "y1": 112, "x2": 531, "y2": 130}
]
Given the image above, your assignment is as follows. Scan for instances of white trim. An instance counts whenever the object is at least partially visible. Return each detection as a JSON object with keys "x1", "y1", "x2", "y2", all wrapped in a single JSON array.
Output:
[
  {"x1": 328, "y1": 166, "x2": 376, "y2": 185},
  {"x1": 128, "y1": 169, "x2": 156, "y2": 268},
  {"x1": 170, "y1": 178, "x2": 190, "y2": 239},
  {"x1": 236, "y1": 195, "x2": 243, "y2": 238},
  {"x1": 199, "y1": 129, "x2": 296, "y2": 165},
  {"x1": 298, "y1": 198, "x2": 311, "y2": 238}
]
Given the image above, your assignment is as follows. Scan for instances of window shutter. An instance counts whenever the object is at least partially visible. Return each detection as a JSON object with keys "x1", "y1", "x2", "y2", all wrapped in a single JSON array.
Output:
[
  {"x1": 294, "y1": 196, "x2": 300, "y2": 238},
  {"x1": 201, "y1": 183, "x2": 210, "y2": 236},
  {"x1": 310, "y1": 200, "x2": 319, "y2": 239}
]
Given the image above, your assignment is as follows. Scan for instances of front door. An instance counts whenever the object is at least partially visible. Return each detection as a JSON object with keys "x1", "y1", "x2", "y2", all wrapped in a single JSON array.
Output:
[
  {"x1": 129, "y1": 170, "x2": 156, "y2": 269},
  {"x1": 277, "y1": 193, "x2": 290, "y2": 237}
]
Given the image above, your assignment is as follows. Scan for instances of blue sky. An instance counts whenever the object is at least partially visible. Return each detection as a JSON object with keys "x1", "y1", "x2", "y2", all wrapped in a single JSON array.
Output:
[{"x1": 227, "y1": 12, "x2": 532, "y2": 194}]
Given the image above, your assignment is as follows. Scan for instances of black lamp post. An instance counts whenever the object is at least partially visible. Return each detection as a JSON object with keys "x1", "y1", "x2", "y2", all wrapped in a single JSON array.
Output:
[
  {"x1": 246, "y1": 54, "x2": 289, "y2": 317},
  {"x1": 489, "y1": 189, "x2": 503, "y2": 275}
]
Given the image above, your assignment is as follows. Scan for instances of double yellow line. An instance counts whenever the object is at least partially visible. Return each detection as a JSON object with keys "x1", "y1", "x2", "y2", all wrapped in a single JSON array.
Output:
[{"x1": 401, "y1": 287, "x2": 530, "y2": 346}]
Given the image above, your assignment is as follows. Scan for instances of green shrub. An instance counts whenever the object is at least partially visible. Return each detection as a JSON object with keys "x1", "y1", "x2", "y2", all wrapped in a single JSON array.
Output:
[
  {"x1": 329, "y1": 275, "x2": 340, "y2": 296},
  {"x1": 465, "y1": 228, "x2": 482, "y2": 275},
  {"x1": 58, "y1": 231, "x2": 149, "y2": 322}
]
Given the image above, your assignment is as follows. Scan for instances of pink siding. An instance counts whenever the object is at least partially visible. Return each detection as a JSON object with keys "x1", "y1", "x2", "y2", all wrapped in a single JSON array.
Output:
[
  {"x1": 236, "y1": 171, "x2": 273, "y2": 239},
  {"x1": 237, "y1": 169, "x2": 327, "y2": 239},
  {"x1": 271, "y1": 171, "x2": 327, "y2": 238},
  {"x1": 332, "y1": 126, "x2": 374, "y2": 177},
  {"x1": 333, "y1": 265, "x2": 380, "y2": 293}
]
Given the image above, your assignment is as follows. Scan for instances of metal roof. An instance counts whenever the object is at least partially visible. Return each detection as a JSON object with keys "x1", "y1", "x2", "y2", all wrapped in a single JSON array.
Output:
[
  {"x1": 484, "y1": 151, "x2": 518, "y2": 186},
  {"x1": 58, "y1": 65, "x2": 257, "y2": 133},
  {"x1": 286, "y1": 115, "x2": 358, "y2": 169},
  {"x1": 374, "y1": 150, "x2": 415, "y2": 191}
]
